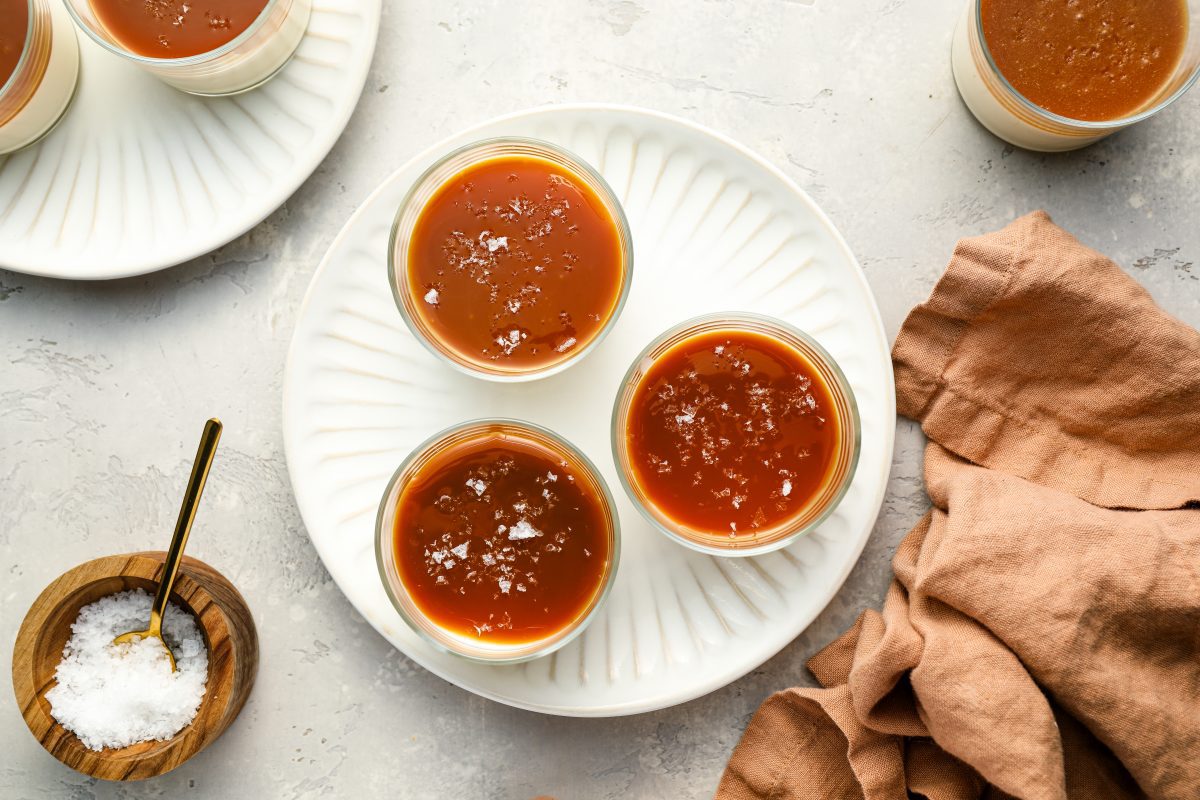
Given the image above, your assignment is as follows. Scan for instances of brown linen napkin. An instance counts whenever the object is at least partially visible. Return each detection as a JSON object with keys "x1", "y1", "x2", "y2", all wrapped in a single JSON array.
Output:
[{"x1": 715, "y1": 211, "x2": 1200, "y2": 800}]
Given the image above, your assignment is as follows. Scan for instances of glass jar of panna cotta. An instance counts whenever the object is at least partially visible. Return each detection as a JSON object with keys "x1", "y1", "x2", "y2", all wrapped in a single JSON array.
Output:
[
  {"x1": 376, "y1": 420, "x2": 620, "y2": 663},
  {"x1": 612, "y1": 313, "x2": 861, "y2": 557},
  {"x1": 952, "y1": 0, "x2": 1200, "y2": 151},
  {"x1": 0, "y1": 0, "x2": 80, "y2": 155},
  {"x1": 64, "y1": 0, "x2": 310, "y2": 95},
  {"x1": 390, "y1": 138, "x2": 634, "y2": 383}
]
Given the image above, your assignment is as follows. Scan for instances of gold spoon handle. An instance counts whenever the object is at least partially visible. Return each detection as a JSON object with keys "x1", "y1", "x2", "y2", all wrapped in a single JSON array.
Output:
[{"x1": 149, "y1": 418, "x2": 223, "y2": 637}]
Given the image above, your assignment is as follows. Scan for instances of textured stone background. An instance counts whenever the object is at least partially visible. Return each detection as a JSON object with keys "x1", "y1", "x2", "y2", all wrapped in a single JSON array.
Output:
[{"x1": 2, "y1": 1, "x2": 1198, "y2": 797}]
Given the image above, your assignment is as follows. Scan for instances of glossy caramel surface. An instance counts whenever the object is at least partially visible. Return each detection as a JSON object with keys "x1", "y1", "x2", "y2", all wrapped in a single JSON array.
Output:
[
  {"x1": 0, "y1": 0, "x2": 29, "y2": 88},
  {"x1": 394, "y1": 433, "x2": 611, "y2": 644},
  {"x1": 407, "y1": 155, "x2": 625, "y2": 373},
  {"x1": 91, "y1": 0, "x2": 270, "y2": 58},
  {"x1": 982, "y1": 0, "x2": 1188, "y2": 120},
  {"x1": 625, "y1": 328, "x2": 840, "y2": 539}
]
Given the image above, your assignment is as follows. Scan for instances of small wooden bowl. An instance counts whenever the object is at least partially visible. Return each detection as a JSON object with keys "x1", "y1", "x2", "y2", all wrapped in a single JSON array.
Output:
[{"x1": 11, "y1": 552, "x2": 258, "y2": 781}]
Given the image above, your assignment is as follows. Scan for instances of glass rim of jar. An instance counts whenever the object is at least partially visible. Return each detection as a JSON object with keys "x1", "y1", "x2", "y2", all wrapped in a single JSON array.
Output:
[
  {"x1": 1, "y1": 0, "x2": 39, "y2": 100},
  {"x1": 374, "y1": 418, "x2": 623, "y2": 664},
  {"x1": 62, "y1": 0, "x2": 285, "y2": 65},
  {"x1": 387, "y1": 136, "x2": 634, "y2": 383},
  {"x1": 611, "y1": 312, "x2": 862, "y2": 558},
  {"x1": 970, "y1": 0, "x2": 1200, "y2": 130}
]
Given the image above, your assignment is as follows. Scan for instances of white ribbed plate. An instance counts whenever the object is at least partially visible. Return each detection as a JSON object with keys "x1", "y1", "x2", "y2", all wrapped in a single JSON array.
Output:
[
  {"x1": 283, "y1": 105, "x2": 895, "y2": 716},
  {"x1": 0, "y1": 0, "x2": 379, "y2": 279}
]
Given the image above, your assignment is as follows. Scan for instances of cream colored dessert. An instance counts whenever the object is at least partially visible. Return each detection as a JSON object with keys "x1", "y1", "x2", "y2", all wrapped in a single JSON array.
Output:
[
  {"x1": 171, "y1": 0, "x2": 316, "y2": 95},
  {"x1": 64, "y1": 0, "x2": 311, "y2": 96},
  {"x1": 0, "y1": 0, "x2": 80, "y2": 155},
  {"x1": 152, "y1": 0, "x2": 312, "y2": 96},
  {"x1": 952, "y1": 0, "x2": 1198, "y2": 152},
  {"x1": 952, "y1": 8, "x2": 1084, "y2": 152}
]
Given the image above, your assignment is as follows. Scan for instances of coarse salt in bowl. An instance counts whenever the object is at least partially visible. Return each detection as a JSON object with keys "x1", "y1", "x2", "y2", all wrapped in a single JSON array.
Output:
[
  {"x1": 45, "y1": 589, "x2": 209, "y2": 751},
  {"x1": 12, "y1": 553, "x2": 258, "y2": 780}
]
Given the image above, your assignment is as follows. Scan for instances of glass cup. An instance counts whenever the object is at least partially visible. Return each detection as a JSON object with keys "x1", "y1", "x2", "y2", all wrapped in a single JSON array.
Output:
[
  {"x1": 0, "y1": 0, "x2": 80, "y2": 155},
  {"x1": 612, "y1": 313, "x2": 861, "y2": 558},
  {"x1": 63, "y1": 0, "x2": 311, "y2": 96},
  {"x1": 389, "y1": 137, "x2": 634, "y2": 383},
  {"x1": 376, "y1": 419, "x2": 621, "y2": 664},
  {"x1": 952, "y1": 0, "x2": 1200, "y2": 151}
]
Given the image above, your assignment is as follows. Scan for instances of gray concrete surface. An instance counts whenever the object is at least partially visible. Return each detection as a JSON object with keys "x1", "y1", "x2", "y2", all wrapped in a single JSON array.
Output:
[{"x1": 2, "y1": 0, "x2": 1198, "y2": 797}]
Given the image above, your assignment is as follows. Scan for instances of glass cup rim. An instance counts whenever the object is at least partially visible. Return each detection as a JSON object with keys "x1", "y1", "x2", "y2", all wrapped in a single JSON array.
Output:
[
  {"x1": 374, "y1": 417, "x2": 623, "y2": 664},
  {"x1": 62, "y1": 0, "x2": 284, "y2": 65},
  {"x1": 387, "y1": 136, "x2": 634, "y2": 383},
  {"x1": 971, "y1": 0, "x2": 1200, "y2": 130},
  {"x1": 611, "y1": 312, "x2": 862, "y2": 558}
]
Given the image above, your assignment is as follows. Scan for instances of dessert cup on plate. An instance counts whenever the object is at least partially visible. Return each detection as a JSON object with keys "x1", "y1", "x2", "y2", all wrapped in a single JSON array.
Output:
[
  {"x1": 952, "y1": 0, "x2": 1200, "y2": 151},
  {"x1": 612, "y1": 313, "x2": 861, "y2": 557},
  {"x1": 376, "y1": 419, "x2": 621, "y2": 664},
  {"x1": 0, "y1": 0, "x2": 80, "y2": 155},
  {"x1": 63, "y1": 0, "x2": 311, "y2": 95},
  {"x1": 388, "y1": 137, "x2": 634, "y2": 383}
]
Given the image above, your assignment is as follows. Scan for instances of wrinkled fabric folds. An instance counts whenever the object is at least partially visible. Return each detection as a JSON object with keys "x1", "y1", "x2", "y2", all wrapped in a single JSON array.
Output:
[{"x1": 716, "y1": 212, "x2": 1200, "y2": 800}]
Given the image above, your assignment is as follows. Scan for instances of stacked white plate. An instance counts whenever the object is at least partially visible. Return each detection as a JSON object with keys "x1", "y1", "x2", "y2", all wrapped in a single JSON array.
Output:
[{"x1": 0, "y1": 0, "x2": 381, "y2": 279}]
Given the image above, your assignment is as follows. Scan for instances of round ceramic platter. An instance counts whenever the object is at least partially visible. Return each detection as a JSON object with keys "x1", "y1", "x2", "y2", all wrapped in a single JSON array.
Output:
[
  {"x1": 283, "y1": 104, "x2": 895, "y2": 716},
  {"x1": 0, "y1": 0, "x2": 380, "y2": 279}
]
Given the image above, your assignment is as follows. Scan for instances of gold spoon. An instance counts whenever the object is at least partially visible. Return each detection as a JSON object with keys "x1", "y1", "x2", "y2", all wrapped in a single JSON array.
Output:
[{"x1": 113, "y1": 418, "x2": 222, "y2": 671}]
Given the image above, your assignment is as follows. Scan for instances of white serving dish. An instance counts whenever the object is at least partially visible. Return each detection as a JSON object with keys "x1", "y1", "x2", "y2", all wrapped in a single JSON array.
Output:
[
  {"x1": 283, "y1": 104, "x2": 895, "y2": 716},
  {"x1": 0, "y1": 0, "x2": 380, "y2": 279}
]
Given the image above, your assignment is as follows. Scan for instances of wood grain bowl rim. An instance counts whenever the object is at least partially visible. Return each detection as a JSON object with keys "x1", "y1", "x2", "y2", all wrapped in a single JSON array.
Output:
[{"x1": 11, "y1": 552, "x2": 258, "y2": 781}]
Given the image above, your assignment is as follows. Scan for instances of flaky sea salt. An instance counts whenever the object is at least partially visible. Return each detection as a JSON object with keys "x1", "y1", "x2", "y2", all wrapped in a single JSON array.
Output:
[
  {"x1": 45, "y1": 589, "x2": 208, "y2": 751},
  {"x1": 424, "y1": 288, "x2": 439, "y2": 305},
  {"x1": 508, "y1": 519, "x2": 543, "y2": 541},
  {"x1": 781, "y1": 479, "x2": 793, "y2": 497}
]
